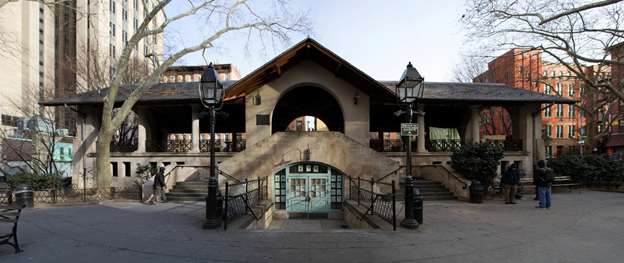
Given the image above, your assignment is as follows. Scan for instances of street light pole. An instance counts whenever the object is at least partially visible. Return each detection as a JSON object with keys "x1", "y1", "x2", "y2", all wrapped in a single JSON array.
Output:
[
  {"x1": 395, "y1": 62, "x2": 424, "y2": 229},
  {"x1": 203, "y1": 107, "x2": 220, "y2": 229},
  {"x1": 199, "y1": 63, "x2": 223, "y2": 230},
  {"x1": 401, "y1": 104, "x2": 418, "y2": 229}
]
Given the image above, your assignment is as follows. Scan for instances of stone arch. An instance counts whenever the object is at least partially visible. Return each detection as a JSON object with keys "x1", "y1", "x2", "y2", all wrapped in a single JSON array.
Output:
[{"x1": 271, "y1": 84, "x2": 344, "y2": 134}]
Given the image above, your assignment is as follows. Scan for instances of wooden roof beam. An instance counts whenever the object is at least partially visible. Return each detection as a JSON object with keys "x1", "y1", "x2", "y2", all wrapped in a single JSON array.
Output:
[
  {"x1": 334, "y1": 63, "x2": 342, "y2": 77},
  {"x1": 275, "y1": 63, "x2": 282, "y2": 77}
]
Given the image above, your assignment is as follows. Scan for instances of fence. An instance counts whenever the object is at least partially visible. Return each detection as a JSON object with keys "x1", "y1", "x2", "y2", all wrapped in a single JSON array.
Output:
[
  {"x1": 370, "y1": 139, "x2": 523, "y2": 153},
  {"x1": 223, "y1": 177, "x2": 268, "y2": 231},
  {"x1": 0, "y1": 187, "x2": 141, "y2": 205},
  {"x1": 347, "y1": 176, "x2": 396, "y2": 231}
]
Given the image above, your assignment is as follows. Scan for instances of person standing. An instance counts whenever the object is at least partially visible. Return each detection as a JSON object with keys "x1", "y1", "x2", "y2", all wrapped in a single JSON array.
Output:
[
  {"x1": 148, "y1": 167, "x2": 167, "y2": 204},
  {"x1": 534, "y1": 160, "x2": 553, "y2": 209},
  {"x1": 501, "y1": 163, "x2": 520, "y2": 204}
]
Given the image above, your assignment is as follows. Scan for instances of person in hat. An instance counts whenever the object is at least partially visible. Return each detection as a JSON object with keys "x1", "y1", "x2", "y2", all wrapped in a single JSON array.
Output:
[{"x1": 148, "y1": 167, "x2": 167, "y2": 204}]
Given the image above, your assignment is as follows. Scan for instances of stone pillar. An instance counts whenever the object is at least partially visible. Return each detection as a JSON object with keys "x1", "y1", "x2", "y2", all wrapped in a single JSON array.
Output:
[
  {"x1": 136, "y1": 107, "x2": 147, "y2": 153},
  {"x1": 378, "y1": 127, "x2": 384, "y2": 152},
  {"x1": 417, "y1": 104, "x2": 427, "y2": 153},
  {"x1": 471, "y1": 105, "x2": 481, "y2": 142},
  {"x1": 191, "y1": 105, "x2": 200, "y2": 153},
  {"x1": 232, "y1": 129, "x2": 238, "y2": 152}
]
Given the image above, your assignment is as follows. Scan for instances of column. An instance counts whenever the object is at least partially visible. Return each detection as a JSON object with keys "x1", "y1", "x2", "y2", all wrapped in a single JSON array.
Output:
[
  {"x1": 417, "y1": 104, "x2": 427, "y2": 153},
  {"x1": 136, "y1": 107, "x2": 147, "y2": 153},
  {"x1": 232, "y1": 129, "x2": 238, "y2": 152},
  {"x1": 191, "y1": 105, "x2": 200, "y2": 153},
  {"x1": 471, "y1": 105, "x2": 481, "y2": 142}
]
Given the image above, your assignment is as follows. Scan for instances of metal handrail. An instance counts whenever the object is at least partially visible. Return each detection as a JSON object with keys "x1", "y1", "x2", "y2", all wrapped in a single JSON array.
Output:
[
  {"x1": 419, "y1": 164, "x2": 468, "y2": 189},
  {"x1": 377, "y1": 166, "x2": 404, "y2": 182},
  {"x1": 218, "y1": 169, "x2": 242, "y2": 183}
]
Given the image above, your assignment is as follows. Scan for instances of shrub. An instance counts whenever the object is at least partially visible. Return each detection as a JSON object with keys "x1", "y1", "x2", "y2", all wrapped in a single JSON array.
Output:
[
  {"x1": 450, "y1": 141, "x2": 505, "y2": 188},
  {"x1": 548, "y1": 154, "x2": 624, "y2": 187},
  {"x1": 134, "y1": 163, "x2": 157, "y2": 187},
  {"x1": 6, "y1": 172, "x2": 62, "y2": 189}
]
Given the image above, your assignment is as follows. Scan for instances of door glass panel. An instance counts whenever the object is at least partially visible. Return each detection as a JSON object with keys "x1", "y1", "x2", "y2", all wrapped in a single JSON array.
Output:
[
  {"x1": 310, "y1": 178, "x2": 326, "y2": 198},
  {"x1": 291, "y1": 178, "x2": 306, "y2": 197}
]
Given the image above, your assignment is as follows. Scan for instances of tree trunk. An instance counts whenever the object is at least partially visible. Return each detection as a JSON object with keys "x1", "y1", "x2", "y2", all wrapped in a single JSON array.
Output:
[{"x1": 95, "y1": 128, "x2": 113, "y2": 188}]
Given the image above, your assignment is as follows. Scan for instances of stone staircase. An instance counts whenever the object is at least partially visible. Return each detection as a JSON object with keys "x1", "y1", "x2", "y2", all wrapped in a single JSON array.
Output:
[
  {"x1": 166, "y1": 181, "x2": 208, "y2": 202},
  {"x1": 397, "y1": 179, "x2": 457, "y2": 201}
]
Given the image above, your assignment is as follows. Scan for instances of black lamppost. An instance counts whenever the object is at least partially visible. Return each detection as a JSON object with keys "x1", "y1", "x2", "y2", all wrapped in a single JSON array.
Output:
[
  {"x1": 395, "y1": 62, "x2": 424, "y2": 229},
  {"x1": 199, "y1": 63, "x2": 224, "y2": 229}
]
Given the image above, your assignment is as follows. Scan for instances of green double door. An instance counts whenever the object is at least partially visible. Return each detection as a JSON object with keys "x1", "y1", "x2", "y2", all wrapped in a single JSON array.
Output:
[{"x1": 287, "y1": 175, "x2": 330, "y2": 219}]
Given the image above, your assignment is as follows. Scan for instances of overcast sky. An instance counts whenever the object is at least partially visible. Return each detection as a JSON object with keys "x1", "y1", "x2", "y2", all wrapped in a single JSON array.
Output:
[{"x1": 166, "y1": 0, "x2": 468, "y2": 82}]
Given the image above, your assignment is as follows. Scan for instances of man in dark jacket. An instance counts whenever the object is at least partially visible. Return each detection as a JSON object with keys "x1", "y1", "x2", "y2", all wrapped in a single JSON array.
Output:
[
  {"x1": 533, "y1": 160, "x2": 552, "y2": 209},
  {"x1": 501, "y1": 163, "x2": 520, "y2": 204},
  {"x1": 148, "y1": 167, "x2": 167, "y2": 204}
]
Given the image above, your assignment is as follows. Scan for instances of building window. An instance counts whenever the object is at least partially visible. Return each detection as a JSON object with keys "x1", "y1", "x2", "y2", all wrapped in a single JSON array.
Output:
[
  {"x1": 189, "y1": 75, "x2": 193, "y2": 81},
  {"x1": 580, "y1": 86, "x2": 586, "y2": 97},
  {"x1": 543, "y1": 70, "x2": 548, "y2": 77},
  {"x1": 545, "y1": 146, "x2": 553, "y2": 157},
  {"x1": 544, "y1": 84, "x2": 551, "y2": 94},
  {"x1": 556, "y1": 125, "x2": 564, "y2": 138},
  {"x1": 556, "y1": 105, "x2": 564, "y2": 117},
  {"x1": 551, "y1": 71, "x2": 556, "y2": 77},
  {"x1": 506, "y1": 71, "x2": 510, "y2": 80},
  {"x1": 568, "y1": 106, "x2": 575, "y2": 118},
  {"x1": 580, "y1": 110, "x2": 586, "y2": 118},
  {"x1": 568, "y1": 125, "x2": 575, "y2": 138},
  {"x1": 556, "y1": 83, "x2": 563, "y2": 96},
  {"x1": 568, "y1": 84, "x2": 575, "y2": 96},
  {"x1": 544, "y1": 106, "x2": 552, "y2": 117},
  {"x1": 519, "y1": 65, "x2": 523, "y2": 75},
  {"x1": 545, "y1": 125, "x2": 552, "y2": 138},
  {"x1": 560, "y1": 71, "x2": 564, "y2": 77}
]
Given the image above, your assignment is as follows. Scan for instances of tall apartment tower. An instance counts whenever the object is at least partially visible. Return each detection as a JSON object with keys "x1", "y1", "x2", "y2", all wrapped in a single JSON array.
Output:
[
  {"x1": 1, "y1": 0, "x2": 163, "y2": 134},
  {"x1": 474, "y1": 49, "x2": 595, "y2": 157},
  {"x1": 0, "y1": 1, "x2": 56, "y2": 132}
]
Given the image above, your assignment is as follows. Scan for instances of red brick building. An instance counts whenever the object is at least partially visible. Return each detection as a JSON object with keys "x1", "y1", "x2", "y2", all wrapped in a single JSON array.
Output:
[{"x1": 474, "y1": 49, "x2": 600, "y2": 157}]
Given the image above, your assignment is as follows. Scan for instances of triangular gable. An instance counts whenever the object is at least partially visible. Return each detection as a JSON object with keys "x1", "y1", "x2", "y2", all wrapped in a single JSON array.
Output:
[{"x1": 224, "y1": 38, "x2": 396, "y2": 101}]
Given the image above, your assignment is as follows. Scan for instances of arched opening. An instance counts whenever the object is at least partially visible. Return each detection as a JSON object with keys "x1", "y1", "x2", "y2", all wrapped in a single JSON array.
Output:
[
  {"x1": 273, "y1": 162, "x2": 344, "y2": 219},
  {"x1": 110, "y1": 108, "x2": 138, "y2": 152},
  {"x1": 272, "y1": 86, "x2": 344, "y2": 134},
  {"x1": 479, "y1": 107, "x2": 512, "y2": 139},
  {"x1": 284, "y1": 116, "x2": 329, "y2": 132}
]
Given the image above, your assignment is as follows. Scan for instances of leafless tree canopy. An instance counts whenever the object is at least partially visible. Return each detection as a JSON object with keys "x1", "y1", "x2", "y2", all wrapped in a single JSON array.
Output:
[
  {"x1": 93, "y1": 0, "x2": 311, "y2": 186},
  {"x1": 461, "y1": 0, "x2": 624, "y2": 154}
]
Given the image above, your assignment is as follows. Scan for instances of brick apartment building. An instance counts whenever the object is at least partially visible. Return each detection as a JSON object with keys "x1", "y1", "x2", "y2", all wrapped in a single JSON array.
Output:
[{"x1": 474, "y1": 49, "x2": 613, "y2": 157}]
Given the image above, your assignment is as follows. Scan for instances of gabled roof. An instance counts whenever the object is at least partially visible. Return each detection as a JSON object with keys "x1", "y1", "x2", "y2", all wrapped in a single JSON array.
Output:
[
  {"x1": 378, "y1": 81, "x2": 577, "y2": 104},
  {"x1": 40, "y1": 81, "x2": 236, "y2": 106},
  {"x1": 224, "y1": 38, "x2": 397, "y2": 101}
]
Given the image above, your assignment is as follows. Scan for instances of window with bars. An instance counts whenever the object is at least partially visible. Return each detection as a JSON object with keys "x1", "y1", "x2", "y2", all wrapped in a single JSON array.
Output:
[
  {"x1": 544, "y1": 84, "x2": 551, "y2": 94},
  {"x1": 556, "y1": 105, "x2": 564, "y2": 117},
  {"x1": 545, "y1": 146, "x2": 552, "y2": 157},
  {"x1": 545, "y1": 125, "x2": 552, "y2": 138},
  {"x1": 544, "y1": 106, "x2": 551, "y2": 117},
  {"x1": 556, "y1": 125, "x2": 564, "y2": 138}
]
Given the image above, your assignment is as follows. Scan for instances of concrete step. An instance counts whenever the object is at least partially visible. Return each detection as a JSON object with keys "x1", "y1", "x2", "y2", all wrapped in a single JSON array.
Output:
[
  {"x1": 167, "y1": 196, "x2": 206, "y2": 201},
  {"x1": 167, "y1": 181, "x2": 210, "y2": 201}
]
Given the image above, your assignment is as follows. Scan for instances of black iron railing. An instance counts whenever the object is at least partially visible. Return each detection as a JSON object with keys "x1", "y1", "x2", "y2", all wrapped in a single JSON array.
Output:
[
  {"x1": 223, "y1": 176, "x2": 268, "y2": 231},
  {"x1": 369, "y1": 139, "x2": 523, "y2": 153},
  {"x1": 0, "y1": 187, "x2": 141, "y2": 205},
  {"x1": 348, "y1": 176, "x2": 396, "y2": 231},
  {"x1": 144, "y1": 139, "x2": 246, "y2": 153}
]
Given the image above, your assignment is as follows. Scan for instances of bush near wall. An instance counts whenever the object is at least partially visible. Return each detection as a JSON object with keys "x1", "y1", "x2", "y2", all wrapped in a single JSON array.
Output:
[
  {"x1": 548, "y1": 154, "x2": 624, "y2": 188},
  {"x1": 450, "y1": 141, "x2": 505, "y2": 188},
  {"x1": 5, "y1": 172, "x2": 63, "y2": 189}
]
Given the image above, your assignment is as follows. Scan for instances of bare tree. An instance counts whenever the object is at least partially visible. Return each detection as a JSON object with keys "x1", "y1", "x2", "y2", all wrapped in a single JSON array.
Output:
[
  {"x1": 93, "y1": 0, "x2": 311, "y2": 187},
  {"x1": 462, "y1": 0, "x2": 624, "y2": 154},
  {"x1": 450, "y1": 53, "x2": 489, "y2": 83}
]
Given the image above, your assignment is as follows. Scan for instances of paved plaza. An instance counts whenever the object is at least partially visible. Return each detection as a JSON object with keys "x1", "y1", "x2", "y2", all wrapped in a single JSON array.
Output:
[{"x1": 1, "y1": 190, "x2": 623, "y2": 262}]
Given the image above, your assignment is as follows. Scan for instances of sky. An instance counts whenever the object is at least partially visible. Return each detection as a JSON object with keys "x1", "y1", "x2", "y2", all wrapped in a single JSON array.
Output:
[{"x1": 165, "y1": 0, "x2": 468, "y2": 82}]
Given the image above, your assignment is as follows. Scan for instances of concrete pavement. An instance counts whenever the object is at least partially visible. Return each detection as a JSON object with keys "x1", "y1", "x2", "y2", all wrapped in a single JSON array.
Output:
[{"x1": 1, "y1": 190, "x2": 623, "y2": 262}]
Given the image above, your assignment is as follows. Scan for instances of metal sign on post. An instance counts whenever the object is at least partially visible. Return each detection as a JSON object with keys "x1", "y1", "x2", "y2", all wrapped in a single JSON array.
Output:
[{"x1": 401, "y1": 123, "x2": 419, "y2": 136}]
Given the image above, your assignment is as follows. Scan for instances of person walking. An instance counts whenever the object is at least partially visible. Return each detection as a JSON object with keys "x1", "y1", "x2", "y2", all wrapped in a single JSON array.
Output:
[
  {"x1": 148, "y1": 167, "x2": 167, "y2": 204},
  {"x1": 534, "y1": 160, "x2": 554, "y2": 209},
  {"x1": 501, "y1": 163, "x2": 520, "y2": 204}
]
